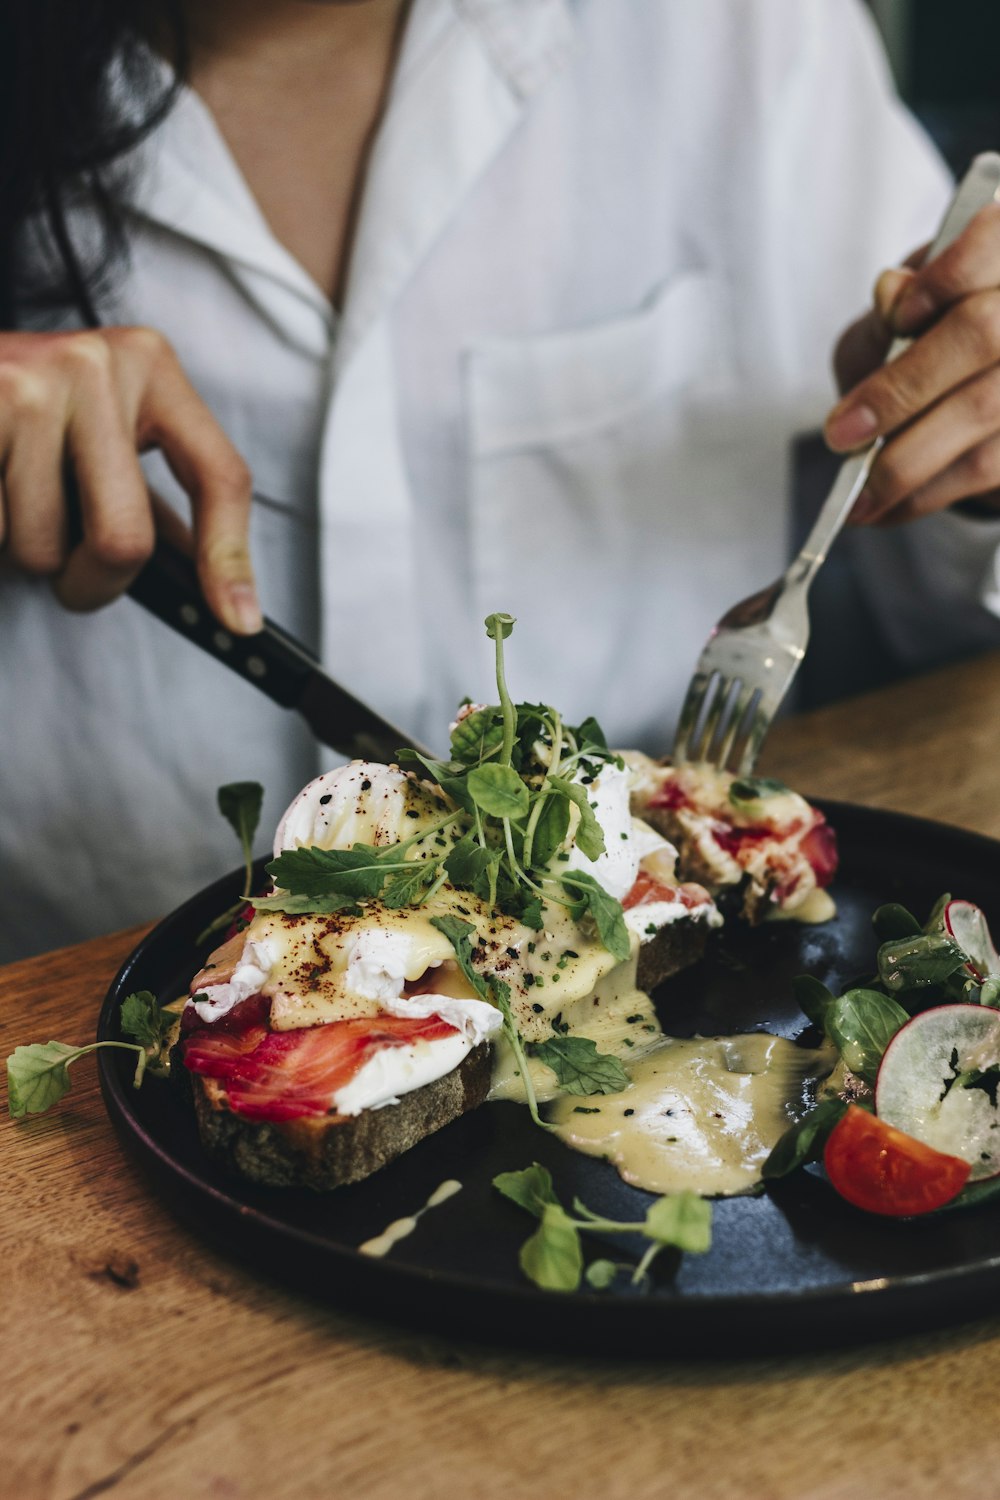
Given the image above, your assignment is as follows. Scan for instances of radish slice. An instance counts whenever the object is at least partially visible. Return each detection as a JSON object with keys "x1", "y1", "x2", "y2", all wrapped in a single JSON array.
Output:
[
  {"x1": 944, "y1": 899, "x2": 1000, "y2": 983},
  {"x1": 875, "y1": 1003, "x2": 1000, "y2": 1181}
]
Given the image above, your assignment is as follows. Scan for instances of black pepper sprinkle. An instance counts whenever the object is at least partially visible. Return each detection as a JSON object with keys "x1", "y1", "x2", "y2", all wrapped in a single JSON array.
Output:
[
  {"x1": 626, "y1": 1014, "x2": 643, "y2": 1025},
  {"x1": 319, "y1": 794, "x2": 332, "y2": 806},
  {"x1": 624, "y1": 1108, "x2": 635, "y2": 1116},
  {"x1": 573, "y1": 1107, "x2": 601, "y2": 1115},
  {"x1": 406, "y1": 809, "x2": 420, "y2": 818},
  {"x1": 360, "y1": 779, "x2": 372, "y2": 791},
  {"x1": 506, "y1": 947, "x2": 518, "y2": 959},
  {"x1": 524, "y1": 974, "x2": 536, "y2": 987},
  {"x1": 531, "y1": 1002, "x2": 544, "y2": 1014}
]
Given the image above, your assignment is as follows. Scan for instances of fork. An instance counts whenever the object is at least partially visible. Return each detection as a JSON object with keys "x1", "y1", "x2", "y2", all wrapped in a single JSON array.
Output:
[{"x1": 672, "y1": 151, "x2": 1000, "y2": 777}]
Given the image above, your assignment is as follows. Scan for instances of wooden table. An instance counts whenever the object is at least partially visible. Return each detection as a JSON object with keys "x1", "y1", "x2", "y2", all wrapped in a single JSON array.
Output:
[{"x1": 6, "y1": 651, "x2": 1000, "y2": 1500}]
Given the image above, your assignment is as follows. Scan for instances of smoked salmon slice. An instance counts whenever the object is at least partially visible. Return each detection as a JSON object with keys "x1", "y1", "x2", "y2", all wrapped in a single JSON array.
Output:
[{"x1": 184, "y1": 1013, "x2": 460, "y2": 1122}]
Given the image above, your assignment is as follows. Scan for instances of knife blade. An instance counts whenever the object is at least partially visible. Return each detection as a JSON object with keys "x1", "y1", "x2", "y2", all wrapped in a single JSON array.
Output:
[{"x1": 126, "y1": 537, "x2": 432, "y2": 763}]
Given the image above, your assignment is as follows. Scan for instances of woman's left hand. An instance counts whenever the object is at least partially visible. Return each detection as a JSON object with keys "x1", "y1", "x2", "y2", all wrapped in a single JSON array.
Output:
[{"x1": 826, "y1": 200, "x2": 1000, "y2": 525}]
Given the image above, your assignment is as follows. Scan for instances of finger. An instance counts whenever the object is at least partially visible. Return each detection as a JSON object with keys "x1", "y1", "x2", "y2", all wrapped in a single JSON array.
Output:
[
  {"x1": 137, "y1": 352, "x2": 260, "y2": 633},
  {"x1": 150, "y1": 490, "x2": 194, "y2": 556},
  {"x1": 52, "y1": 350, "x2": 156, "y2": 611},
  {"x1": 853, "y1": 363, "x2": 1000, "y2": 525},
  {"x1": 825, "y1": 286, "x2": 1000, "y2": 452},
  {"x1": 866, "y1": 432, "x2": 1000, "y2": 525},
  {"x1": 833, "y1": 266, "x2": 923, "y2": 394},
  {"x1": 893, "y1": 202, "x2": 1000, "y2": 335},
  {"x1": 0, "y1": 377, "x2": 72, "y2": 575}
]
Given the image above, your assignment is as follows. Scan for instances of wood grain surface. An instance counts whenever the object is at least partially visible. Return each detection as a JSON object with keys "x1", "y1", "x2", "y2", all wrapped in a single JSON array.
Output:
[{"x1": 6, "y1": 652, "x2": 1000, "y2": 1500}]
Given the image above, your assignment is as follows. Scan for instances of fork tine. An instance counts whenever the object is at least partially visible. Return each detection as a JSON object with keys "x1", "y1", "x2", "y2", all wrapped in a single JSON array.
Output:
[
  {"x1": 690, "y1": 674, "x2": 732, "y2": 765},
  {"x1": 714, "y1": 682, "x2": 757, "y2": 773},
  {"x1": 673, "y1": 670, "x2": 716, "y2": 764},
  {"x1": 732, "y1": 699, "x2": 773, "y2": 777}
]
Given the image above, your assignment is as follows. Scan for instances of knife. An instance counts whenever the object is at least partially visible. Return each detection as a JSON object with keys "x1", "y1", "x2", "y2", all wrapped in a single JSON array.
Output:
[{"x1": 126, "y1": 537, "x2": 432, "y2": 763}]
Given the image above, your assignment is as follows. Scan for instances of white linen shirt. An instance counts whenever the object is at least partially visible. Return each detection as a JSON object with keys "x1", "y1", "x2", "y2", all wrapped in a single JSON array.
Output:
[{"x1": 3, "y1": 0, "x2": 999, "y2": 958}]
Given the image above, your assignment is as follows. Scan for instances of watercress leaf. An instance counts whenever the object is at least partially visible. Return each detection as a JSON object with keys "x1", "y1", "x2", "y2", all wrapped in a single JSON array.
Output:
[
  {"x1": 547, "y1": 775, "x2": 606, "y2": 861},
  {"x1": 792, "y1": 974, "x2": 836, "y2": 1028},
  {"x1": 445, "y1": 833, "x2": 495, "y2": 888},
  {"x1": 429, "y1": 915, "x2": 490, "y2": 1002},
  {"x1": 561, "y1": 870, "x2": 630, "y2": 962},
  {"x1": 493, "y1": 1162, "x2": 559, "y2": 1218},
  {"x1": 877, "y1": 932, "x2": 968, "y2": 995},
  {"x1": 529, "y1": 791, "x2": 572, "y2": 871},
  {"x1": 584, "y1": 1258, "x2": 619, "y2": 1290},
  {"x1": 485, "y1": 612, "x2": 515, "y2": 642},
  {"x1": 7, "y1": 1041, "x2": 80, "y2": 1117},
  {"x1": 266, "y1": 844, "x2": 390, "y2": 900},
  {"x1": 250, "y1": 891, "x2": 361, "y2": 916},
  {"x1": 825, "y1": 988, "x2": 910, "y2": 1084},
  {"x1": 467, "y1": 764, "x2": 529, "y2": 820},
  {"x1": 217, "y1": 781, "x2": 264, "y2": 867},
  {"x1": 381, "y1": 864, "x2": 433, "y2": 908},
  {"x1": 450, "y1": 706, "x2": 504, "y2": 765},
  {"x1": 519, "y1": 1202, "x2": 583, "y2": 1292},
  {"x1": 530, "y1": 1036, "x2": 629, "y2": 1096},
  {"x1": 395, "y1": 750, "x2": 475, "y2": 813},
  {"x1": 120, "y1": 991, "x2": 167, "y2": 1050},
  {"x1": 575, "y1": 715, "x2": 609, "y2": 753},
  {"x1": 761, "y1": 1096, "x2": 849, "y2": 1179},
  {"x1": 518, "y1": 894, "x2": 546, "y2": 931},
  {"x1": 728, "y1": 776, "x2": 789, "y2": 807},
  {"x1": 643, "y1": 1192, "x2": 713, "y2": 1255},
  {"x1": 871, "y1": 903, "x2": 922, "y2": 942}
]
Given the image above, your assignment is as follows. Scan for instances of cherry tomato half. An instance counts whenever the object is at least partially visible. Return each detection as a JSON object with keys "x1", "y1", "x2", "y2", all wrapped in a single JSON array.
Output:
[{"x1": 823, "y1": 1105, "x2": 971, "y2": 1217}]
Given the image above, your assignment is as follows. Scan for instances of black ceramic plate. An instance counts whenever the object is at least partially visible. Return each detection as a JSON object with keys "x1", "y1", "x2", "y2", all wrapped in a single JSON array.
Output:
[{"x1": 97, "y1": 802, "x2": 1000, "y2": 1357}]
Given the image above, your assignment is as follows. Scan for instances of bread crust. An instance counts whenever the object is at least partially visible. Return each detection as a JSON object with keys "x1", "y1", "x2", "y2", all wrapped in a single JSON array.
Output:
[
  {"x1": 636, "y1": 919, "x2": 710, "y2": 993},
  {"x1": 189, "y1": 1042, "x2": 492, "y2": 1191}
]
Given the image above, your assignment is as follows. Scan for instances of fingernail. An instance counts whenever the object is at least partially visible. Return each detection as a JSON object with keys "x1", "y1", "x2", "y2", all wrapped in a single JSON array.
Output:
[
  {"x1": 848, "y1": 488, "x2": 877, "y2": 525},
  {"x1": 826, "y1": 403, "x2": 879, "y2": 451},
  {"x1": 225, "y1": 582, "x2": 263, "y2": 634},
  {"x1": 892, "y1": 289, "x2": 936, "y2": 335}
]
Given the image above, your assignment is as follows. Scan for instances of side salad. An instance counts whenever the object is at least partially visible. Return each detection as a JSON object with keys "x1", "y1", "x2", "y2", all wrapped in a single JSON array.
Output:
[{"x1": 764, "y1": 894, "x2": 1000, "y2": 1216}]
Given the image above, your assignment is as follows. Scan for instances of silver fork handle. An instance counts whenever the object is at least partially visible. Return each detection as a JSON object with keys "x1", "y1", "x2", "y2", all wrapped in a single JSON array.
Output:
[{"x1": 790, "y1": 151, "x2": 1000, "y2": 593}]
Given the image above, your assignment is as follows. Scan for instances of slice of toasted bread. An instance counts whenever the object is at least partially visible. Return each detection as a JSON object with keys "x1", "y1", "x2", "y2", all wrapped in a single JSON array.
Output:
[
  {"x1": 636, "y1": 918, "x2": 710, "y2": 994},
  {"x1": 189, "y1": 1042, "x2": 491, "y2": 1191}
]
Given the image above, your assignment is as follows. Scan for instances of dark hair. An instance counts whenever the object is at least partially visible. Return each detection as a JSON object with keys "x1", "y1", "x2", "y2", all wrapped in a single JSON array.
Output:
[{"x1": 0, "y1": 3, "x2": 187, "y2": 328}]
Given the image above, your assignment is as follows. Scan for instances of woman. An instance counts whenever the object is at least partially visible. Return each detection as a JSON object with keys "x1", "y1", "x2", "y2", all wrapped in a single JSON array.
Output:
[{"x1": 3, "y1": 0, "x2": 1000, "y2": 958}]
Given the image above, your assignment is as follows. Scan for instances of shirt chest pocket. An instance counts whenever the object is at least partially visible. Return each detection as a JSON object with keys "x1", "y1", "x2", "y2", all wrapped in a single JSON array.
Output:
[{"x1": 462, "y1": 271, "x2": 778, "y2": 747}]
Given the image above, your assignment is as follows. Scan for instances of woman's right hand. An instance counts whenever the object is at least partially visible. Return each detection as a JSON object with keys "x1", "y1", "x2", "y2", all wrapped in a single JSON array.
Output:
[{"x1": 0, "y1": 325, "x2": 262, "y2": 632}]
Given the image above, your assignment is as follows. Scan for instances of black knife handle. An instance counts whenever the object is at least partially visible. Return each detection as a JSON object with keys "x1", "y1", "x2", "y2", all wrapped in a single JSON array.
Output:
[{"x1": 126, "y1": 538, "x2": 320, "y2": 710}]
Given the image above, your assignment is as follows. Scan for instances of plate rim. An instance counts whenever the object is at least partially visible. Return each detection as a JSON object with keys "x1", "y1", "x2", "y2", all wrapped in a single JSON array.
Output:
[{"x1": 96, "y1": 797, "x2": 1000, "y2": 1354}]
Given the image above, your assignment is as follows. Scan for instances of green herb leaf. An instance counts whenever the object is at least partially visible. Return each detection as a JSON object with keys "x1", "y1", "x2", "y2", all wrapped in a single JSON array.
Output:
[
  {"x1": 394, "y1": 749, "x2": 476, "y2": 814},
  {"x1": 761, "y1": 1096, "x2": 849, "y2": 1179},
  {"x1": 575, "y1": 716, "x2": 609, "y2": 753},
  {"x1": 6, "y1": 1040, "x2": 145, "y2": 1119},
  {"x1": 519, "y1": 1202, "x2": 583, "y2": 1292},
  {"x1": 485, "y1": 612, "x2": 515, "y2": 642},
  {"x1": 547, "y1": 775, "x2": 606, "y2": 861},
  {"x1": 792, "y1": 974, "x2": 836, "y2": 1028},
  {"x1": 561, "y1": 870, "x2": 630, "y2": 962},
  {"x1": 979, "y1": 976, "x2": 1000, "y2": 1009},
  {"x1": 218, "y1": 781, "x2": 263, "y2": 883},
  {"x1": 871, "y1": 903, "x2": 922, "y2": 942},
  {"x1": 877, "y1": 932, "x2": 968, "y2": 995},
  {"x1": 824, "y1": 988, "x2": 910, "y2": 1084},
  {"x1": 119, "y1": 991, "x2": 168, "y2": 1050},
  {"x1": 518, "y1": 894, "x2": 545, "y2": 931},
  {"x1": 584, "y1": 1258, "x2": 619, "y2": 1290},
  {"x1": 250, "y1": 891, "x2": 361, "y2": 916},
  {"x1": 429, "y1": 915, "x2": 490, "y2": 1002},
  {"x1": 267, "y1": 844, "x2": 397, "y2": 901},
  {"x1": 381, "y1": 864, "x2": 433, "y2": 908},
  {"x1": 530, "y1": 1036, "x2": 629, "y2": 1096},
  {"x1": 728, "y1": 776, "x2": 789, "y2": 806},
  {"x1": 643, "y1": 1192, "x2": 713, "y2": 1254},
  {"x1": 450, "y1": 706, "x2": 504, "y2": 765},
  {"x1": 528, "y1": 792, "x2": 572, "y2": 871},
  {"x1": 467, "y1": 763, "x2": 530, "y2": 820},
  {"x1": 493, "y1": 1162, "x2": 559, "y2": 1218}
]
